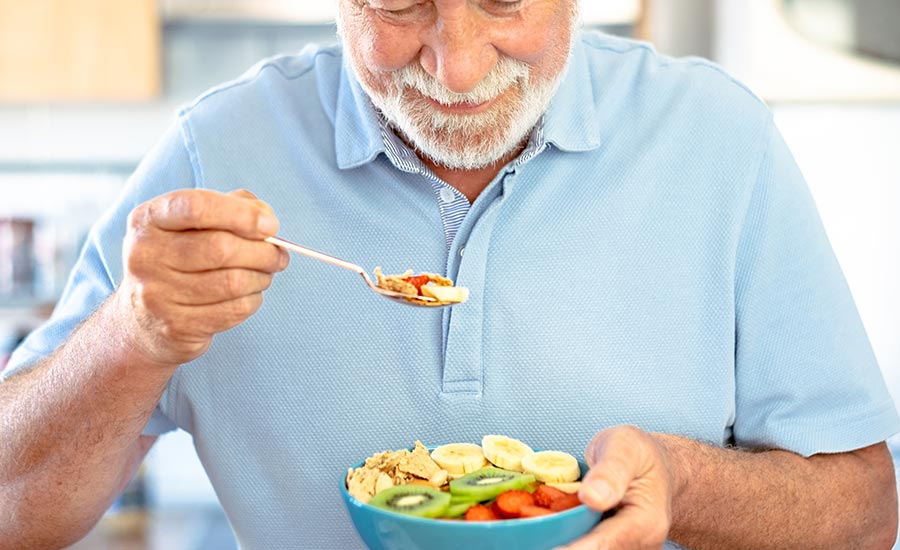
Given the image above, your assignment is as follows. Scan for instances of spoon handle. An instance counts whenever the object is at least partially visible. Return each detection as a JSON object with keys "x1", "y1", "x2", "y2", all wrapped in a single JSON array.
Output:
[{"x1": 265, "y1": 236, "x2": 365, "y2": 276}]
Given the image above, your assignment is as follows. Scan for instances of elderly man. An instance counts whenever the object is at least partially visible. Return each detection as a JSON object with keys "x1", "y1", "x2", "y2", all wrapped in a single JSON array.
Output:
[{"x1": 1, "y1": 1, "x2": 897, "y2": 549}]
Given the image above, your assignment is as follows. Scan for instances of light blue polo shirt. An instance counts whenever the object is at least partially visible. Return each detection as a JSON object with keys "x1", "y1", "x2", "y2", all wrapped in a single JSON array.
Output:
[{"x1": 5, "y1": 32, "x2": 899, "y2": 549}]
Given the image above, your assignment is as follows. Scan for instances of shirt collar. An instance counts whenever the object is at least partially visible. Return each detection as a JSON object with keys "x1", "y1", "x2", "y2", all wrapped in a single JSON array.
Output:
[
  {"x1": 334, "y1": 55, "x2": 386, "y2": 170},
  {"x1": 333, "y1": 35, "x2": 601, "y2": 171},
  {"x1": 542, "y1": 35, "x2": 603, "y2": 153}
]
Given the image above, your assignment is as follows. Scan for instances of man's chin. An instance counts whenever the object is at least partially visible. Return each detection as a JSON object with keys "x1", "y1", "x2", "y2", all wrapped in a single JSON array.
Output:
[{"x1": 399, "y1": 127, "x2": 524, "y2": 171}]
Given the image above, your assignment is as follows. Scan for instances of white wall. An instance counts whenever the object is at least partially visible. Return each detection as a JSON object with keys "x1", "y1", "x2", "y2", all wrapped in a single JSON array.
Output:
[{"x1": 774, "y1": 105, "x2": 900, "y2": 397}]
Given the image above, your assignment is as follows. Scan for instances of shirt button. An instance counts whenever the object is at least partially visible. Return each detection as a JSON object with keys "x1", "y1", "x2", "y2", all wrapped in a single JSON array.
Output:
[
  {"x1": 439, "y1": 187, "x2": 456, "y2": 204},
  {"x1": 459, "y1": 247, "x2": 466, "y2": 257}
]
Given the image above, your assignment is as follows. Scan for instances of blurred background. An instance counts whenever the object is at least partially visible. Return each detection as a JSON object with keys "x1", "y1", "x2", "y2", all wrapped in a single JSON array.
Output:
[{"x1": 0, "y1": 0, "x2": 898, "y2": 548}]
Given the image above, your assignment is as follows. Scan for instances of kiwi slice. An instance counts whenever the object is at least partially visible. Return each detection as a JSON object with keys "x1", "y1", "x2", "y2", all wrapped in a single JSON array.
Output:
[
  {"x1": 443, "y1": 494, "x2": 484, "y2": 518},
  {"x1": 368, "y1": 485, "x2": 451, "y2": 518},
  {"x1": 449, "y1": 467, "x2": 536, "y2": 501}
]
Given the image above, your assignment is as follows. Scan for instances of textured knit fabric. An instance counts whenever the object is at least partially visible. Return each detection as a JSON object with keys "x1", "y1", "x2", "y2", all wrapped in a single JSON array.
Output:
[{"x1": 5, "y1": 32, "x2": 899, "y2": 550}]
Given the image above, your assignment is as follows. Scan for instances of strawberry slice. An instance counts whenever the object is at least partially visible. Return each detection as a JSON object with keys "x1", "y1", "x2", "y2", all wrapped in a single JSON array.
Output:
[
  {"x1": 519, "y1": 504, "x2": 554, "y2": 518},
  {"x1": 464, "y1": 504, "x2": 499, "y2": 521},
  {"x1": 549, "y1": 492, "x2": 582, "y2": 512},
  {"x1": 533, "y1": 485, "x2": 567, "y2": 508},
  {"x1": 404, "y1": 275, "x2": 430, "y2": 294},
  {"x1": 493, "y1": 489, "x2": 536, "y2": 519}
]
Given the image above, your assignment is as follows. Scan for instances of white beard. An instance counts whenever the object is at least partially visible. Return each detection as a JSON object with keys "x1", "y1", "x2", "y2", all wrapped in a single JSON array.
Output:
[{"x1": 359, "y1": 57, "x2": 566, "y2": 171}]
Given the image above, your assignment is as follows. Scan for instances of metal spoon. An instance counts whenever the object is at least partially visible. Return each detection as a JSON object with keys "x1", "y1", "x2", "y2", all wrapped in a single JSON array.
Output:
[{"x1": 265, "y1": 236, "x2": 455, "y2": 308}]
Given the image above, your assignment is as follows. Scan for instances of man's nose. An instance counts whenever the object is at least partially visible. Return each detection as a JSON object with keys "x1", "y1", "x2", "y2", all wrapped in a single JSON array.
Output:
[{"x1": 420, "y1": 10, "x2": 497, "y2": 94}]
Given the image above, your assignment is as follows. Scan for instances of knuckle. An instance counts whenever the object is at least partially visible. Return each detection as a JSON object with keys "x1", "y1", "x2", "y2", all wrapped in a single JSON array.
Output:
[
  {"x1": 124, "y1": 245, "x2": 142, "y2": 275},
  {"x1": 136, "y1": 282, "x2": 163, "y2": 313},
  {"x1": 232, "y1": 294, "x2": 262, "y2": 320},
  {"x1": 166, "y1": 191, "x2": 203, "y2": 221},
  {"x1": 124, "y1": 236, "x2": 153, "y2": 275},
  {"x1": 222, "y1": 269, "x2": 244, "y2": 298},
  {"x1": 264, "y1": 247, "x2": 283, "y2": 272},
  {"x1": 232, "y1": 188, "x2": 256, "y2": 199},
  {"x1": 229, "y1": 296, "x2": 253, "y2": 319},
  {"x1": 260, "y1": 273, "x2": 274, "y2": 291},
  {"x1": 206, "y1": 233, "x2": 231, "y2": 268},
  {"x1": 126, "y1": 205, "x2": 145, "y2": 231},
  {"x1": 158, "y1": 318, "x2": 187, "y2": 343}
]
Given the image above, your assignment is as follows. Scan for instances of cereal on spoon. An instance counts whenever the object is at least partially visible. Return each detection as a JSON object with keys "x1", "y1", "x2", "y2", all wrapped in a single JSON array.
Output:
[{"x1": 374, "y1": 267, "x2": 469, "y2": 306}]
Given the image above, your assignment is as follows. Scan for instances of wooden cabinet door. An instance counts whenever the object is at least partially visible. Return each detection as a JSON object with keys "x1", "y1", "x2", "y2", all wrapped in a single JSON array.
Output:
[{"x1": 0, "y1": 0, "x2": 160, "y2": 101}]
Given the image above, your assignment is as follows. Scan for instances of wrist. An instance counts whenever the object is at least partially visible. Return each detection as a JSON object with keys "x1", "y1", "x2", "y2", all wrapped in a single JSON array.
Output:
[
  {"x1": 107, "y1": 287, "x2": 183, "y2": 372},
  {"x1": 649, "y1": 433, "x2": 694, "y2": 515}
]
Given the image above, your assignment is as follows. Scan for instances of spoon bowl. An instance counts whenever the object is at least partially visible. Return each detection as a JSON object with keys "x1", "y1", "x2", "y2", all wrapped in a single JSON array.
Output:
[{"x1": 265, "y1": 236, "x2": 459, "y2": 308}]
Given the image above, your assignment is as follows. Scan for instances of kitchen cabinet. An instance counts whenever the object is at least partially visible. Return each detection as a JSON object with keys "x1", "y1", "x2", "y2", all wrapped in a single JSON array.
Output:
[{"x1": 0, "y1": 0, "x2": 160, "y2": 101}]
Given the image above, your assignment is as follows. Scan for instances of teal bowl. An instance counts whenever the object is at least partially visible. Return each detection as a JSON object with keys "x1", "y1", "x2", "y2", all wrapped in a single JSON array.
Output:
[{"x1": 340, "y1": 447, "x2": 602, "y2": 550}]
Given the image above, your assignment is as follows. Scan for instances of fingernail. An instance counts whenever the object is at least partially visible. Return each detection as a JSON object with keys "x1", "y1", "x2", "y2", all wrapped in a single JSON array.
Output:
[{"x1": 258, "y1": 214, "x2": 278, "y2": 236}]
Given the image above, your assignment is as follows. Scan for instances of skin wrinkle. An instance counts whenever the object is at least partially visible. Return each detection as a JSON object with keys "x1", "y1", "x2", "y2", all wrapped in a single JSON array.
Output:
[
  {"x1": 1, "y1": 3, "x2": 897, "y2": 549},
  {"x1": 337, "y1": 0, "x2": 576, "y2": 177}
]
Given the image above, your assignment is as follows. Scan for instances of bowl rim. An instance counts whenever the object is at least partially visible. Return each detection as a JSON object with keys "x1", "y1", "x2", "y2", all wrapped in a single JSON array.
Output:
[{"x1": 340, "y1": 443, "x2": 599, "y2": 527}]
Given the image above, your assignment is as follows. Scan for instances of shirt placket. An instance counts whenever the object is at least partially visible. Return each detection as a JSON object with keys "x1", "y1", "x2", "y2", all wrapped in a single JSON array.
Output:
[{"x1": 376, "y1": 116, "x2": 547, "y2": 397}]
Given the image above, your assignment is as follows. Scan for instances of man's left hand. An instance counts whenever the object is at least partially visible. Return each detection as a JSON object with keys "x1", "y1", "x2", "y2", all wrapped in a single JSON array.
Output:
[{"x1": 559, "y1": 425, "x2": 674, "y2": 550}]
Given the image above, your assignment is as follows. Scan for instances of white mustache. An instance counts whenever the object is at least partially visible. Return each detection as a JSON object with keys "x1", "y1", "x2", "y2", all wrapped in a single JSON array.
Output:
[{"x1": 391, "y1": 56, "x2": 531, "y2": 106}]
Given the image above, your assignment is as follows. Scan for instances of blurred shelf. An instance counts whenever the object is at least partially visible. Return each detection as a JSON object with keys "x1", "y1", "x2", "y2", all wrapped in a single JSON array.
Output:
[
  {"x1": 161, "y1": 0, "x2": 337, "y2": 23},
  {"x1": 161, "y1": 0, "x2": 641, "y2": 25}
]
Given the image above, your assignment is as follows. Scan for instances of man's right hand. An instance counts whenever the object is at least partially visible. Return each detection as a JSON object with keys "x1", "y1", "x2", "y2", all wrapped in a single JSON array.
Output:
[{"x1": 115, "y1": 188, "x2": 289, "y2": 366}]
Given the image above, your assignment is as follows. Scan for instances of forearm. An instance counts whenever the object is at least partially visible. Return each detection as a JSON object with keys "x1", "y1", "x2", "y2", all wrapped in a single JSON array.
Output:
[
  {"x1": 658, "y1": 434, "x2": 898, "y2": 550},
  {"x1": 0, "y1": 291, "x2": 176, "y2": 548}
]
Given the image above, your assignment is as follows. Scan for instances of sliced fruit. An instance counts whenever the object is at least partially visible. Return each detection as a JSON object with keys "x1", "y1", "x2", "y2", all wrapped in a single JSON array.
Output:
[
  {"x1": 493, "y1": 489, "x2": 536, "y2": 519},
  {"x1": 545, "y1": 481, "x2": 582, "y2": 494},
  {"x1": 533, "y1": 484, "x2": 568, "y2": 508},
  {"x1": 519, "y1": 504, "x2": 554, "y2": 519},
  {"x1": 443, "y1": 494, "x2": 483, "y2": 518},
  {"x1": 405, "y1": 275, "x2": 430, "y2": 291},
  {"x1": 449, "y1": 467, "x2": 536, "y2": 502},
  {"x1": 431, "y1": 443, "x2": 488, "y2": 475},
  {"x1": 420, "y1": 284, "x2": 469, "y2": 304},
  {"x1": 521, "y1": 450, "x2": 581, "y2": 484},
  {"x1": 464, "y1": 504, "x2": 499, "y2": 521},
  {"x1": 549, "y1": 492, "x2": 582, "y2": 512},
  {"x1": 481, "y1": 435, "x2": 534, "y2": 473},
  {"x1": 368, "y1": 485, "x2": 451, "y2": 518}
]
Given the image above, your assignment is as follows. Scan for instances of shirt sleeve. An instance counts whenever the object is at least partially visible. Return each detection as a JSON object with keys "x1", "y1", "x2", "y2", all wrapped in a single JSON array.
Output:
[
  {"x1": 732, "y1": 120, "x2": 900, "y2": 457},
  {"x1": 1, "y1": 119, "x2": 200, "y2": 436}
]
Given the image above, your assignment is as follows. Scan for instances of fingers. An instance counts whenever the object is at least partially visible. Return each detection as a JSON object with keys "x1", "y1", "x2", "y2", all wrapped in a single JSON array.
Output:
[
  {"x1": 159, "y1": 229, "x2": 288, "y2": 273},
  {"x1": 151, "y1": 268, "x2": 276, "y2": 306},
  {"x1": 118, "y1": 188, "x2": 286, "y2": 366},
  {"x1": 555, "y1": 426, "x2": 672, "y2": 550},
  {"x1": 580, "y1": 429, "x2": 650, "y2": 511},
  {"x1": 133, "y1": 189, "x2": 279, "y2": 239},
  {"x1": 142, "y1": 293, "x2": 266, "y2": 344},
  {"x1": 559, "y1": 505, "x2": 669, "y2": 550}
]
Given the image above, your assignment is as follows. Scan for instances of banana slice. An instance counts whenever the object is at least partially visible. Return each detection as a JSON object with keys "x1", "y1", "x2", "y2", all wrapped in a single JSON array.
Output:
[
  {"x1": 430, "y1": 443, "x2": 489, "y2": 475},
  {"x1": 481, "y1": 435, "x2": 534, "y2": 473},
  {"x1": 420, "y1": 284, "x2": 469, "y2": 304},
  {"x1": 545, "y1": 481, "x2": 582, "y2": 494},
  {"x1": 521, "y1": 450, "x2": 581, "y2": 483}
]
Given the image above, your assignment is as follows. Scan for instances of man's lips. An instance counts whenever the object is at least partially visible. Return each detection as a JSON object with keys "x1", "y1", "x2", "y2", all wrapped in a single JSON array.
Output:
[
  {"x1": 425, "y1": 93, "x2": 501, "y2": 115},
  {"x1": 427, "y1": 97, "x2": 490, "y2": 114}
]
